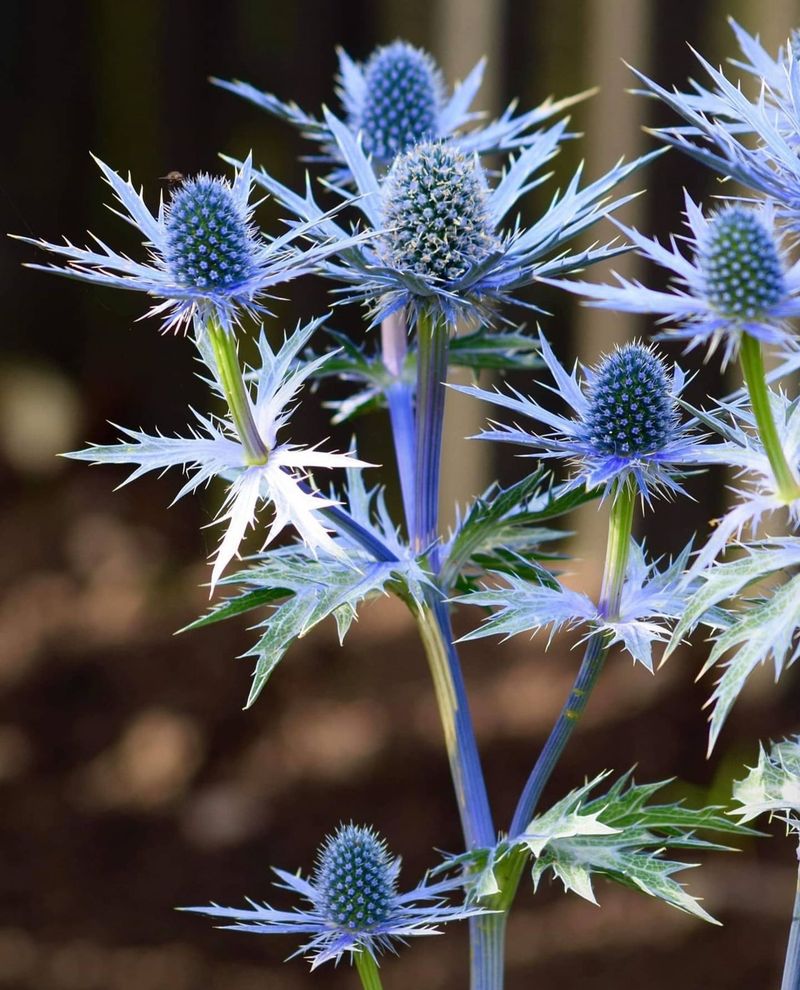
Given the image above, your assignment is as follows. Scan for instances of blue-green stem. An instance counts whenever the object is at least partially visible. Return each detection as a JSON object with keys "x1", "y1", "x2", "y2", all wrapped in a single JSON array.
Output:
[
  {"x1": 478, "y1": 481, "x2": 637, "y2": 927},
  {"x1": 781, "y1": 859, "x2": 800, "y2": 990},
  {"x1": 509, "y1": 480, "x2": 635, "y2": 837},
  {"x1": 354, "y1": 950, "x2": 384, "y2": 990},
  {"x1": 740, "y1": 332, "x2": 800, "y2": 503},
  {"x1": 381, "y1": 310, "x2": 416, "y2": 534},
  {"x1": 206, "y1": 319, "x2": 269, "y2": 466}
]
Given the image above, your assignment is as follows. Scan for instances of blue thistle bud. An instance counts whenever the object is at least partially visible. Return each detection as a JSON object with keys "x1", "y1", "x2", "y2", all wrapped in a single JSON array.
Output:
[
  {"x1": 355, "y1": 42, "x2": 442, "y2": 161},
  {"x1": 585, "y1": 345, "x2": 677, "y2": 458},
  {"x1": 380, "y1": 141, "x2": 498, "y2": 283},
  {"x1": 314, "y1": 824, "x2": 396, "y2": 931},
  {"x1": 697, "y1": 206, "x2": 785, "y2": 320},
  {"x1": 165, "y1": 176, "x2": 255, "y2": 292}
]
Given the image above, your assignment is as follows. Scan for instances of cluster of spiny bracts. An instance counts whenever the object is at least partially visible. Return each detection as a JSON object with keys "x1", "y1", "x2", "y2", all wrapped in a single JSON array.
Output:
[{"x1": 17, "y1": 28, "x2": 800, "y2": 987}]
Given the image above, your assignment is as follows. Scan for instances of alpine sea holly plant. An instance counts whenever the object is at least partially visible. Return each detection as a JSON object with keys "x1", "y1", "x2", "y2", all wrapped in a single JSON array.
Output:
[{"x1": 16, "y1": 22, "x2": 800, "y2": 990}]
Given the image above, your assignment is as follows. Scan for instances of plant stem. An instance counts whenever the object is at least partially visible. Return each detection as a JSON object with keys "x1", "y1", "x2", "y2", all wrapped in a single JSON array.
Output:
[
  {"x1": 509, "y1": 481, "x2": 635, "y2": 838},
  {"x1": 402, "y1": 308, "x2": 497, "y2": 987},
  {"x1": 415, "y1": 597, "x2": 495, "y2": 851},
  {"x1": 381, "y1": 311, "x2": 416, "y2": 534},
  {"x1": 354, "y1": 950, "x2": 384, "y2": 990},
  {"x1": 470, "y1": 913, "x2": 506, "y2": 990},
  {"x1": 206, "y1": 319, "x2": 269, "y2": 465},
  {"x1": 413, "y1": 311, "x2": 448, "y2": 563},
  {"x1": 782, "y1": 859, "x2": 800, "y2": 990},
  {"x1": 483, "y1": 482, "x2": 636, "y2": 923},
  {"x1": 740, "y1": 332, "x2": 800, "y2": 502}
]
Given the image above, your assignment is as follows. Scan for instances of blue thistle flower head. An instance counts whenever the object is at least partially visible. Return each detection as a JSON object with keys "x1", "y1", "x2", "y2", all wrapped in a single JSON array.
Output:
[
  {"x1": 453, "y1": 333, "x2": 703, "y2": 503},
  {"x1": 354, "y1": 42, "x2": 442, "y2": 162},
  {"x1": 164, "y1": 175, "x2": 256, "y2": 293},
  {"x1": 379, "y1": 141, "x2": 499, "y2": 283},
  {"x1": 248, "y1": 109, "x2": 659, "y2": 329},
  {"x1": 16, "y1": 155, "x2": 364, "y2": 334},
  {"x1": 182, "y1": 821, "x2": 483, "y2": 969},
  {"x1": 213, "y1": 41, "x2": 593, "y2": 182},
  {"x1": 697, "y1": 207, "x2": 785, "y2": 322},
  {"x1": 584, "y1": 345, "x2": 679, "y2": 459},
  {"x1": 315, "y1": 824, "x2": 396, "y2": 931},
  {"x1": 543, "y1": 194, "x2": 800, "y2": 367}
]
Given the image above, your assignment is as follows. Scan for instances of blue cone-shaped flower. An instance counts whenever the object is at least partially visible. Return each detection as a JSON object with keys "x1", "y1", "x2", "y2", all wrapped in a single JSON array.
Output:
[
  {"x1": 183, "y1": 823, "x2": 482, "y2": 969},
  {"x1": 584, "y1": 345, "x2": 678, "y2": 460},
  {"x1": 213, "y1": 39, "x2": 590, "y2": 180},
  {"x1": 245, "y1": 116, "x2": 657, "y2": 329},
  {"x1": 164, "y1": 177, "x2": 255, "y2": 293},
  {"x1": 379, "y1": 141, "x2": 499, "y2": 282},
  {"x1": 543, "y1": 195, "x2": 800, "y2": 367},
  {"x1": 355, "y1": 42, "x2": 442, "y2": 161},
  {"x1": 453, "y1": 334, "x2": 703, "y2": 502},
  {"x1": 315, "y1": 825, "x2": 395, "y2": 930},
  {"x1": 15, "y1": 155, "x2": 364, "y2": 334},
  {"x1": 696, "y1": 207, "x2": 786, "y2": 322}
]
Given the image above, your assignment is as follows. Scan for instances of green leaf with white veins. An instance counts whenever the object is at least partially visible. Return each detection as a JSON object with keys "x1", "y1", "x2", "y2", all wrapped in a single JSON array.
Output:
[
  {"x1": 522, "y1": 772, "x2": 754, "y2": 923},
  {"x1": 701, "y1": 573, "x2": 800, "y2": 754}
]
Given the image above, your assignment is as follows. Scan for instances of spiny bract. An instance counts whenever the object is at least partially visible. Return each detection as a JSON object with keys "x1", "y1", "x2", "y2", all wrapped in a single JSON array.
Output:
[
  {"x1": 165, "y1": 176, "x2": 255, "y2": 292},
  {"x1": 379, "y1": 141, "x2": 498, "y2": 282},
  {"x1": 585, "y1": 345, "x2": 677, "y2": 458},
  {"x1": 314, "y1": 824, "x2": 396, "y2": 931},
  {"x1": 354, "y1": 41, "x2": 441, "y2": 161},
  {"x1": 697, "y1": 206, "x2": 785, "y2": 321}
]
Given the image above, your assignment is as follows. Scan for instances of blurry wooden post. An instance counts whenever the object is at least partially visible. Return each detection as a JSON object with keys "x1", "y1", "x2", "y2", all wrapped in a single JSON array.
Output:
[
  {"x1": 568, "y1": 0, "x2": 651, "y2": 598},
  {"x1": 433, "y1": 0, "x2": 502, "y2": 529}
]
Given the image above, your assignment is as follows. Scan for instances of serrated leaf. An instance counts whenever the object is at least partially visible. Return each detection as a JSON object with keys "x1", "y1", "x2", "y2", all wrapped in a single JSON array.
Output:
[
  {"x1": 441, "y1": 473, "x2": 598, "y2": 589},
  {"x1": 521, "y1": 772, "x2": 754, "y2": 923},
  {"x1": 703, "y1": 573, "x2": 800, "y2": 753},
  {"x1": 667, "y1": 539, "x2": 800, "y2": 655},
  {"x1": 731, "y1": 741, "x2": 800, "y2": 827},
  {"x1": 448, "y1": 325, "x2": 543, "y2": 371},
  {"x1": 521, "y1": 772, "x2": 620, "y2": 857},
  {"x1": 242, "y1": 557, "x2": 408, "y2": 707}
]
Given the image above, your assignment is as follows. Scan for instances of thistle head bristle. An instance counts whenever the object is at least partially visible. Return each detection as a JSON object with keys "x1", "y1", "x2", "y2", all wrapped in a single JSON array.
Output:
[
  {"x1": 314, "y1": 824, "x2": 396, "y2": 931},
  {"x1": 379, "y1": 141, "x2": 498, "y2": 283},
  {"x1": 585, "y1": 344, "x2": 677, "y2": 458},
  {"x1": 355, "y1": 41, "x2": 442, "y2": 161},
  {"x1": 697, "y1": 206, "x2": 785, "y2": 320},
  {"x1": 164, "y1": 176, "x2": 254, "y2": 292}
]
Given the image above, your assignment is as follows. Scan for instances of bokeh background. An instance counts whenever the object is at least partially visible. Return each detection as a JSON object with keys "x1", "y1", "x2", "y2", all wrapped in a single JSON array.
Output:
[{"x1": 2, "y1": 1, "x2": 800, "y2": 987}]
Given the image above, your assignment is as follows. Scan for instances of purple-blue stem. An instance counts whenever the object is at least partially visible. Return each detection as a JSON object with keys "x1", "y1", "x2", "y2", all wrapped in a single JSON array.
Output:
[
  {"x1": 381, "y1": 311, "x2": 417, "y2": 535},
  {"x1": 406, "y1": 309, "x2": 498, "y2": 988}
]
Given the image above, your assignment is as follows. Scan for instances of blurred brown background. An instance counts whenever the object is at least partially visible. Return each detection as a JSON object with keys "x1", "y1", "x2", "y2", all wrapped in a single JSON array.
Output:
[{"x1": 2, "y1": 1, "x2": 800, "y2": 987}]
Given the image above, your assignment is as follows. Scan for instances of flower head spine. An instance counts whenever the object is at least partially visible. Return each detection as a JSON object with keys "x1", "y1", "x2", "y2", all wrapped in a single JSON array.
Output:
[
  {"x1": 354, "y1": 41, "x2": 442, "y2": 161},
  {"x1": 379, "y1": 141, "x2": 499, "y2": 283}
]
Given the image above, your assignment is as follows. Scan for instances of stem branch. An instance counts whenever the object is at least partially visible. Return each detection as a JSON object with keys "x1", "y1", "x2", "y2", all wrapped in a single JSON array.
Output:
[
  {"x1": 206, "y1": 320, "x2": 269, "y2": 465},
  {"x1": 414, "y1": 597, "x2": 495, "y2": 850}
]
